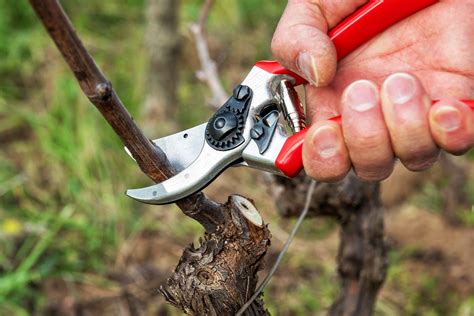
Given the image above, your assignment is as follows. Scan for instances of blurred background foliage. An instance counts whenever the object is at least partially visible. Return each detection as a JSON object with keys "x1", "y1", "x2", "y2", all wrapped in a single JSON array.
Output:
[{"x1": 0, "y1": 1, "x2": 473, "y2": 315}]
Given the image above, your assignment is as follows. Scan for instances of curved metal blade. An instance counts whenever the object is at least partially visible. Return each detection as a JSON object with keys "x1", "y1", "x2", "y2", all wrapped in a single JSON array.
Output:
[
  {"x1": 126, "y1": 142, "x2": 242, "y2": 205},
  {"x1": 125, "y1": 124, "x2": 206, "y2": 172},
  {"x1": 151, "y1": 124, "x2": 206, "y2": 172}
]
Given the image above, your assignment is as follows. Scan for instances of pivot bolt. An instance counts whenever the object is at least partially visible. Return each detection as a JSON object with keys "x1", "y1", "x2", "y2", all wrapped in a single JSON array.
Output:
[{"x1": 208, "y1": 112, "x2": 238, "y2": 141}]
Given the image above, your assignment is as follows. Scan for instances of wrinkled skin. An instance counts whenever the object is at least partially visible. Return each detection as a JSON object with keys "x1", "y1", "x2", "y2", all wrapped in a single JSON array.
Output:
[{"x1": 272, "y1": 0, "x2": 474, "y2": 181}]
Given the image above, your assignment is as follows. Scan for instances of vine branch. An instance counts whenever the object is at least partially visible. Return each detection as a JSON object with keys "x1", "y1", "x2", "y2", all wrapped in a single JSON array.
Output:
[{"x1": 28, "y1": 0, "x2": 223, "y2": 232}]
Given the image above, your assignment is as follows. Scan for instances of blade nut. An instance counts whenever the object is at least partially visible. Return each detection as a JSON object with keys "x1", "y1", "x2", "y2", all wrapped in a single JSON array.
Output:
[{"x1": 250, "y1": 125, "x2": 264, "y2": 140}]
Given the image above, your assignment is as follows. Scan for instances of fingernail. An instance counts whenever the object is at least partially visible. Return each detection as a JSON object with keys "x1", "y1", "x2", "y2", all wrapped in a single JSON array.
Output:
[
  {"x1": 296, "y1": 52, "x2": 319, "y2": 85},
  {"x1": 344, "y1": 80, "x2": 378, "y2": 112},
  {"x1": 312, "y1": 126, "x2": 338, "y2": 158},
  {"x1": 433, "y1": 106, "x2": 461, "y2": 132},
  {"x1": 384, "y1": 73, "x2": 416, "y2": 105}
]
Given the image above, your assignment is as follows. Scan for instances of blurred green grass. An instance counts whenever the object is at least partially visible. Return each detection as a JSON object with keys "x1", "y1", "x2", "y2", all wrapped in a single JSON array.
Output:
[{"x1": 0, "y1": 1, "x2": 473, "y2": 315}]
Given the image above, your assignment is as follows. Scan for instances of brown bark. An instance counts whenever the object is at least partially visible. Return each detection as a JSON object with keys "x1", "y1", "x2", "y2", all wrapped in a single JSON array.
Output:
[
  {"x1": 161, "y1": 195, "x2": 271, "y2": 315},
  {"x1": 142, "y1": 0, "x2": 180, "y2": 135},
  {"x1": 274, "y1": 173, "x2": 388, "y2": 315}
]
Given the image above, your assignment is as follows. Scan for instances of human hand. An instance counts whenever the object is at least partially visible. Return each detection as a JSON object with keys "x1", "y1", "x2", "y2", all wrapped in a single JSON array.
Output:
[{"x1": 271, "y1": 0, "x2": 474, "y2": 181}]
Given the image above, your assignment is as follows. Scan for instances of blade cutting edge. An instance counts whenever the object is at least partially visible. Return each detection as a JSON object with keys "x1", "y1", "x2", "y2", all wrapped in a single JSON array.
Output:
[{"x1": 126, "y1": 142, "x2": 241, "y2": 204}]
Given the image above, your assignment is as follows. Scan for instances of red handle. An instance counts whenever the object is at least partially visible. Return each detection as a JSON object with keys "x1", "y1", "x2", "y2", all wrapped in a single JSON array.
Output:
[
  {"x1": 256, "y1": 0, "x2": 438, "y2": 84},
  {"x1": 275, "y1": 100, "x2": 474, "y2": 177},
  {"x1": 329, "y1": 0, "x2": 438, "y2": 60}
]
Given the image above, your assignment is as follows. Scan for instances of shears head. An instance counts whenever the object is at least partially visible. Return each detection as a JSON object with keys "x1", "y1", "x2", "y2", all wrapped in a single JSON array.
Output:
[{"x1": 126, "y1": 61, "x2": 307, "y2": 205}]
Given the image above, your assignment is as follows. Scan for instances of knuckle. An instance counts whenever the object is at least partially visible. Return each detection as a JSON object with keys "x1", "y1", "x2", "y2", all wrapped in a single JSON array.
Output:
[
  {"x1": 447, "y1": 148, "x2": 471, "y2": 156},
  {"x1": 349, "y1": 132, "x2": 387, "y2": 152},
  {"x1": 391, "y1": 127, "x2": 439, "y2": 171},
  {"x1": 438, "y1": 130, "x2": 474, "y2": 155},
  {"x1": 353, "y1": 159, "x2": 394, "y2": 182},
  {"x1": 313, "y1": 170, "x2": 348, "y2": 183},
  {"x1": 443, "y1": 141, "x2": 474, "y2": 156},
  {"x1": 346, "y1": 131, "x2": 394, "y2": 181},
  {"x1": 355, "y1": 168, "x2": 393, "y2": 182},
  {"x1": 401, "y1": 149, "x2": 440, "y2": 171},
  {"x1": 304, "y1": 156, "x2": 349, "y2": 183}
]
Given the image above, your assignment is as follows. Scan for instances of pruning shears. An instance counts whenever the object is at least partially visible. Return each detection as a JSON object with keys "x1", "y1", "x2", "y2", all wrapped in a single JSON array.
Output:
[{"x1": 126, "y1": 0, "x2": 474, "y2": 205}]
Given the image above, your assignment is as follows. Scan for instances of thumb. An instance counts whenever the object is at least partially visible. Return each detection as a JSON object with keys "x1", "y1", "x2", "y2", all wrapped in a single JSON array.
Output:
[{"x1": 271, "y1": 0, "x2": 367, "y2": 86}]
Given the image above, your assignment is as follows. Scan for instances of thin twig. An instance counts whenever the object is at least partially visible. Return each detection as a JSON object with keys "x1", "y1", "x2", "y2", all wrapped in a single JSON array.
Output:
[
  {"x1": 197, "y1": 0, "x2": 213, "y2": 27},
  {"x1": 190, "y1": 0, "x2": 228, "y2": 108},
  {"x1": 28, "y1": 0, "x2": 224, "y2": 232}
]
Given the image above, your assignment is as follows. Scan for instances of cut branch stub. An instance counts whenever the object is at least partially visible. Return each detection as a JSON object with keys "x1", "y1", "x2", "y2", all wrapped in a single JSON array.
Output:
[{"x1": 160, "y1": 195, "x2": 271, "y2": 315}]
